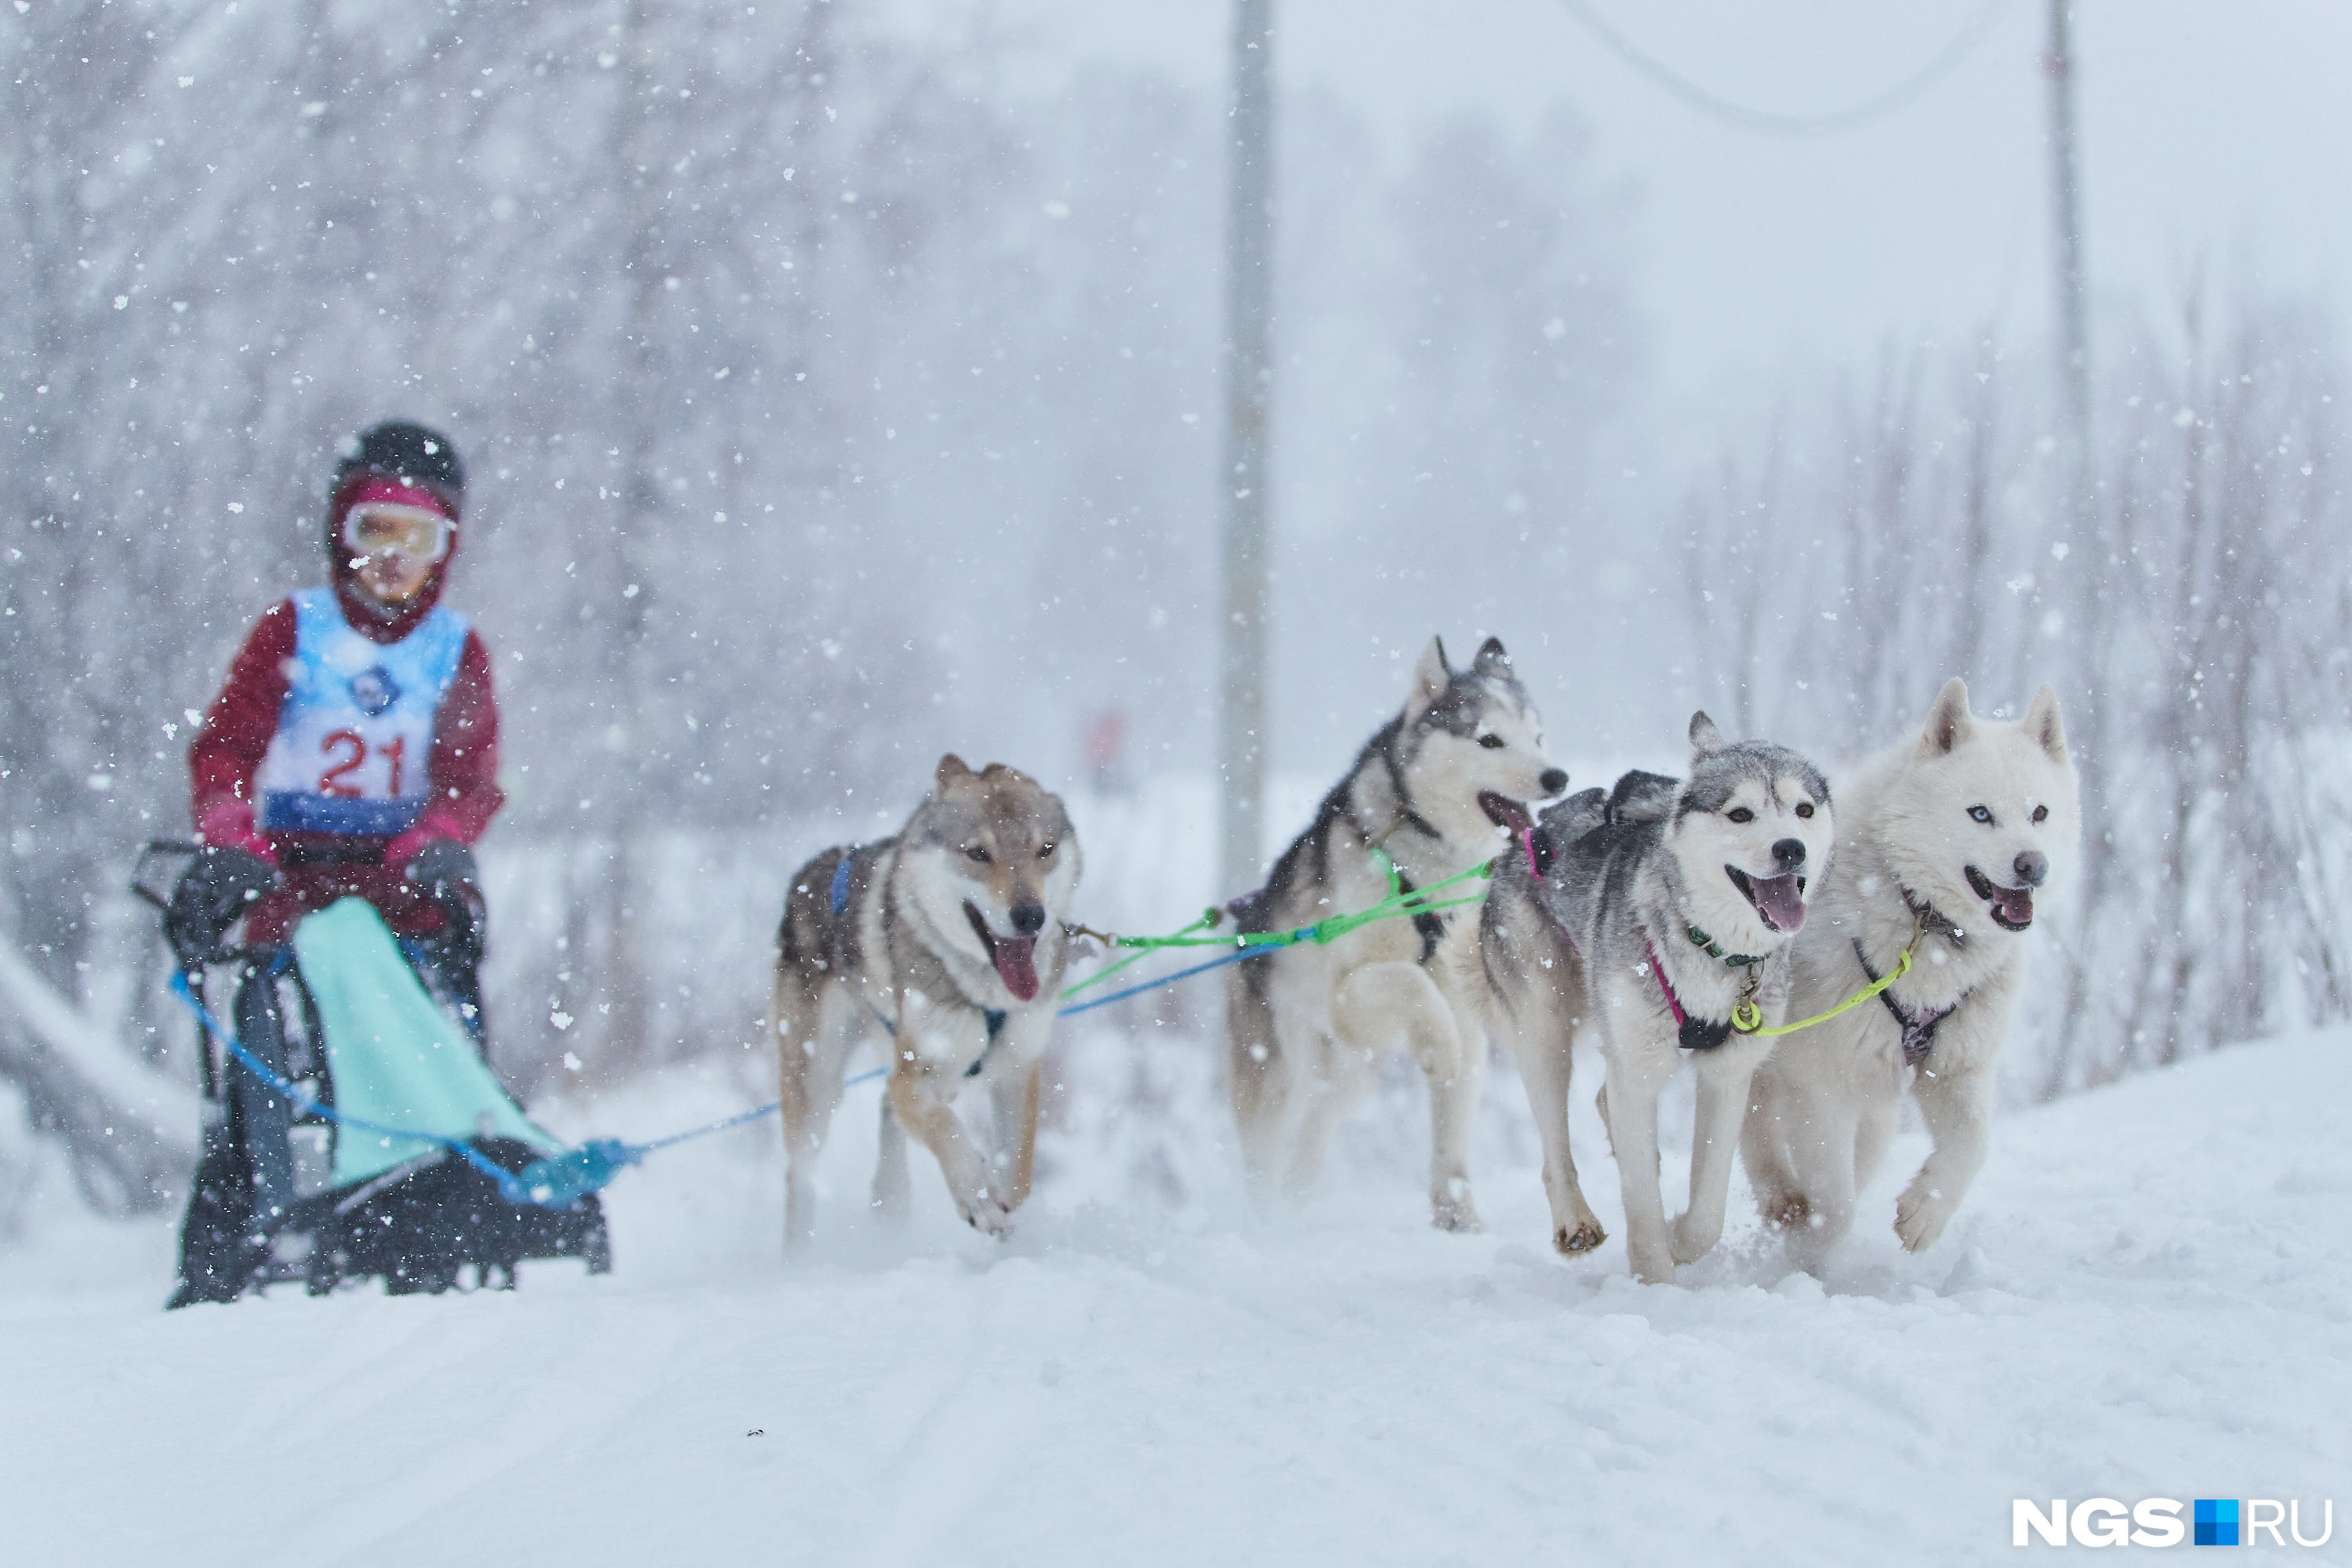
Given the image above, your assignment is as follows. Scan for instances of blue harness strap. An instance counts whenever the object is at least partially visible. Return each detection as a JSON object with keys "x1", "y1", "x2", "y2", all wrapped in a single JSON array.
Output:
[{"x1": 829, "y1": 855, "x2": 853, "y2": 916}]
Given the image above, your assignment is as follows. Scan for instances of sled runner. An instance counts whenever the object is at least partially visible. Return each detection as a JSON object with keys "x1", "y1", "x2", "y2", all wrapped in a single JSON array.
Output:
[{"x1": 136, "y1": 840, "x2": 609, "y2": 1308}]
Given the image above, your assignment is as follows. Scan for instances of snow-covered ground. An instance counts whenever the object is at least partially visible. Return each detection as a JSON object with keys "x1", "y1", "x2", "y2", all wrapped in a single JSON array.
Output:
[{"x1": 4, "y1": 1028, "x2": 2347, "y2": 1566}]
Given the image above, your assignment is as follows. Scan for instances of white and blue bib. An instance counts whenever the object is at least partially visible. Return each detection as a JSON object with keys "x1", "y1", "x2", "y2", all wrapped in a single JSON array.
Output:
[{"x1": 256, "y1": 588, "x2": 470, "y2": 837}]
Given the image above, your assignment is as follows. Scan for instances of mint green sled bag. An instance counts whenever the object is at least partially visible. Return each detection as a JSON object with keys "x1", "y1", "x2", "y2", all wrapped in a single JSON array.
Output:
[{"x1": 290, "y1": 896, "x2": 561, "y2": 1188}]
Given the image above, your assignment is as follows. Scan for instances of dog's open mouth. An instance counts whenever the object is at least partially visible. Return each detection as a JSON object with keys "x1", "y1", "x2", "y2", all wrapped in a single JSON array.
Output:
[
  {"x1": 964, "y1": 902, "x2": 1040, "y2": 1001},
  {"x1": 1478, "y1": 791, "x2": 1534, "y2": 839},
  {"x1": 1965, "y1": 865, "x2": 2034, "y2": 931},
  {"x1": 1726, "y1": 866, "x2": 1808, "y2": 935}
]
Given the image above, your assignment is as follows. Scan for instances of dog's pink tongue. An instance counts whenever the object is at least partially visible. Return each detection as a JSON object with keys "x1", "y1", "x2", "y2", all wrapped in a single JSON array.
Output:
[
  {"x1": 1994, "y1": 885, "x2": 2034, "y2": 926},
  {"x1": 994, "y1": 935, "x2": 1040, "y2": 1001},
  {"x1": 1752, "y1": 873, "x2": 1807, "y2": 935}
]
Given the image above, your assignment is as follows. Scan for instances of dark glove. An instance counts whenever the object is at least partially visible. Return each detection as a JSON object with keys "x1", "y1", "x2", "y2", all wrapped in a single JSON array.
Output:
[
  {"x1": 165, "y1": 846, "x2": 281, "y2": 967},
  {"x1": 404, "y1": 839, "x2": 484, "y2": 956}
]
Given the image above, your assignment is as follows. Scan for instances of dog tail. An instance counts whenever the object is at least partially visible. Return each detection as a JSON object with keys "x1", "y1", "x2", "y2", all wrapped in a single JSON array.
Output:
[
  {"x1": 1538, "y1": 786, "x2": 1610, "y2": 848},
  {"x1": 1606, "y1": 770, "x2": 1678, "y2": 827}
]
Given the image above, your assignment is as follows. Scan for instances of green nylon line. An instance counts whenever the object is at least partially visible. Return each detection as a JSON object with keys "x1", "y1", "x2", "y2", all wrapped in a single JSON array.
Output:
[
  {"x1": 1055, "y1": 908, "x2": 1222, "y2": 999},
  {"x1": 1056, "y1": 857, "x2": 1497, "y2": 1001}
]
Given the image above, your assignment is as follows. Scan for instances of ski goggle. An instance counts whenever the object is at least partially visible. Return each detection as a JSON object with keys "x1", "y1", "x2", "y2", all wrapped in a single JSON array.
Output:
[{"x1": 340, "y1": 503, "x2": 453, "y2": 565}]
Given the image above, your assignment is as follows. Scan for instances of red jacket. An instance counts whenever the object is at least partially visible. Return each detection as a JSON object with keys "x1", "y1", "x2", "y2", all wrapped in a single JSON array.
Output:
[{"x1": 190, "y1": 588, "x2": 503, "y2": 946}]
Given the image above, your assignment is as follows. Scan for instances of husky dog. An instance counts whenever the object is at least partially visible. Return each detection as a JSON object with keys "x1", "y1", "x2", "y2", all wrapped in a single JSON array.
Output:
[
  {"x1": 1450, "y1": 715, "x2": 1832, "y2": 1283},
  {"x1": 1742, "y1": 680, "x2": 2078, "y2": 1269},
  {"x1": 771, "y1": 756, "x2": 1081, "y2": 1245},
  {"x1": 1226, "y1": 636, "x2": 1566, "y2": 1229}
]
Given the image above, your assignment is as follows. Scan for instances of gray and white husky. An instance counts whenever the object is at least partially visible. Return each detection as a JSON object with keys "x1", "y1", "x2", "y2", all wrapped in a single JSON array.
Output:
[
  {"x1": 771, "y1": 755, "x2": 1081, "y2": 1246},
  {"x1": 1742, "y1": 679, "x2": 2078, "y2": 1269},
  {"x1": 1227, "y1": 636, "x2": 1566, "y2": 1229},
  {"x1": 1446, "y1": 715, "x2": 1833, "y2": 1282}
]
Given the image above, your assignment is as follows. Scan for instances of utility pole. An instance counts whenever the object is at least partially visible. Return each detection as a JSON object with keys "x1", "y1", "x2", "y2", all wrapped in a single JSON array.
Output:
[
  {"x1": 593, "y1": 0, "x2": 661, "y2": 1066},
  {"x1": 2043, "y1": 0, "x2": 2104, "y2": 1095},
  {"x1": 1219, "y1": 0, "x2": 1275, "y2": 903},
  {"x1": 2044, "y1": 0, "x2": 2091, "y2": 519}
]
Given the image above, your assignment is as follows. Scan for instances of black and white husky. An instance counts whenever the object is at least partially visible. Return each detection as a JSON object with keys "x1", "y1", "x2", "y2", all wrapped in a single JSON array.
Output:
[
  {"x1": 771, "y1": 756, "x2": 1081, "y2": 1245},
  {"x1": 1227, "y1": 636, "x2": 1566, "y2": 1229},
  {"x1": 1446, "y1": 715, "x2": 1834, "y2": 1282},
  {"x1": 1742, "y1": 679, "x2": 2078, "y2": 1269}
]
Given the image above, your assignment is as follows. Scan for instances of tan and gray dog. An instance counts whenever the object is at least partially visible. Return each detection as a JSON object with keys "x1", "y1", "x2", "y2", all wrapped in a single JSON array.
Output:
[{"x1": 771, "y1": 756, "x2": 1081, "y2": 1246}]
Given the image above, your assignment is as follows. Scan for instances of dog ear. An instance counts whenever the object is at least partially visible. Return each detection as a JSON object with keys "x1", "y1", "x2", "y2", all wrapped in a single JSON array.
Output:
[
  {"x1": 1471, "y1": 636, "x2": 1512, "y2": 678},
  {"x1": 1405, "y1": 637, "x2": 1451, "y2": 723},
  {"x1": 1920, "y1": 677, "x2": 1974, "y2": 757},
  {"x1": 935, "y1": 753, "x2": 974, "y2": 790},
  {"x1": 2023, "y1": 684, "x2": 2068, "y2": 764},
  {"x1": 1688, "y1": 711, "x2": 1726, "y2": 757}
]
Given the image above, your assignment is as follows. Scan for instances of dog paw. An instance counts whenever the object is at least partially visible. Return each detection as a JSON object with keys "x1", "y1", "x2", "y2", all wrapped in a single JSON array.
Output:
[
  {"x1": 1552, "y1": 1220, "x2": 1606, "y2": 1255},
  {"x1": 958, "y1": 1190, "x2": 1016, "y2": 1239},
  {"x1": 1628, "y1": 1242, "x2": 1676, "y2": 1285},
  {"x1": 1432, "y1": 1192, "x2": 1484, "y2": 1233},
  {"x1": 1893, "y1": 1175, "x2": 1955, "y2": 1253},
  {"x1": 1669, "y1": 1213, "x2": 1724, "y2": 1267}
]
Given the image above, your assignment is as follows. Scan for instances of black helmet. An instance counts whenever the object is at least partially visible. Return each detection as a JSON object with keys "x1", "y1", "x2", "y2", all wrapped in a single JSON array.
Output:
[{"x1": 335, "y1": 419, "x2": 466, "y2": 514}]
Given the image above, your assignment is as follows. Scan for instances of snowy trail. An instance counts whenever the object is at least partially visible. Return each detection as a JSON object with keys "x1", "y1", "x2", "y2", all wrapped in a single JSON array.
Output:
[{"x1": 5, "y1": 1033, "x2": 2347, "y2": 1565}]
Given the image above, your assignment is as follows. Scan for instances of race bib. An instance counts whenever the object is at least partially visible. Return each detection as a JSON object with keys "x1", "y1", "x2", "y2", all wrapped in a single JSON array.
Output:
[{"x1": 255, "y1": 589, "x2": 469, "y2": 836}]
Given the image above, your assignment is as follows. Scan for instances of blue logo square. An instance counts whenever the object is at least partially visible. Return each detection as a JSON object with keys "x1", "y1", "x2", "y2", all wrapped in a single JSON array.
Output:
[{"x1": 2194, "y1": 1498, "x2": 2239, "y2": 1546}]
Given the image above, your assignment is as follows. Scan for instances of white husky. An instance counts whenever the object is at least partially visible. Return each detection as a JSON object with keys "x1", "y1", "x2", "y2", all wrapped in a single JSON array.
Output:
[{"x1": 1742, "y1": 679, "x2": 2080, "y2": 1269}]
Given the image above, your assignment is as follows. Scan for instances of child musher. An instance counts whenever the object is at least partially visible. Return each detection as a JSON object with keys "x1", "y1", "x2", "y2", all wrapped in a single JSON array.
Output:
[{"x1": 169, "y1": 419, "x2": 504, "y2": 1242}]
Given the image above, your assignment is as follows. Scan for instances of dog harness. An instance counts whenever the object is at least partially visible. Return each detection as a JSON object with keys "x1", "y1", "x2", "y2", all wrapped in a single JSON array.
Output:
[
  {"x1": 255, "y1": 587, "x2": 470, "y2": 836},
  {"x1": 1901, "y1": 886, "x2": 1969, "y2": 947},
  {"x1": 1850, "y1": 938, "x2": 1958, "y2": 1067},
  {"x1": 1644, "y1": 938, "x2": 1733, "y2": 1053},
  {"x1": 1374, "y1": 746, "x2": 1446, "y2": 848},
  {"x1": 1340, "y1": 800, "x2": 1451, "y2": 962},
  {"x1": 835, "y1": 851, "x2": 1007, "y2": 1076},
  {"x1": 1394, "y1": 867, "x2": 1449, "y2": 960}
]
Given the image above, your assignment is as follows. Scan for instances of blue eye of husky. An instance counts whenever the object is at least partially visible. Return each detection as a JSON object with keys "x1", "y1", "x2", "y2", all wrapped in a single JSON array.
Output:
[
  {"x1": 1477, "y1": 734, "x2": 1504, "y2": 750},
  {"x1": 1968, "y1": 805, "x2": 1993, "y2": 825}
]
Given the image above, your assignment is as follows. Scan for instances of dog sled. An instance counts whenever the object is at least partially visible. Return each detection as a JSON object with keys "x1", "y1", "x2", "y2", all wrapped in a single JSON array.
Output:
[{"x1": 135, "y1": 840, "x2": 609, "y2": 1308}]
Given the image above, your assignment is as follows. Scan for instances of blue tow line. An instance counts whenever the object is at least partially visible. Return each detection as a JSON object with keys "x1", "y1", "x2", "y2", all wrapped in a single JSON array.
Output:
[
  {"x1": 168, "y1": 935, "x2": 1236, "y2": 1211},
  {"x1": 1052, "y1": 946, "x2": 1260, "y2": 1016}
]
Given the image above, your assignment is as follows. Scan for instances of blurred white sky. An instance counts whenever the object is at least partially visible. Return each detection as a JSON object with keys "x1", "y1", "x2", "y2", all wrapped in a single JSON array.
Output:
[{"x1": 986, "y1": 0, "x2": 2352, "y2": 430}]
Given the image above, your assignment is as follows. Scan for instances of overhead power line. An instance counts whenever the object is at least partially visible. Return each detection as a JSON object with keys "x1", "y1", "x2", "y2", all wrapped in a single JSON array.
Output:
[{"x1": 1551, "y1": 0, "x2": 2011, "y2": 136}]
